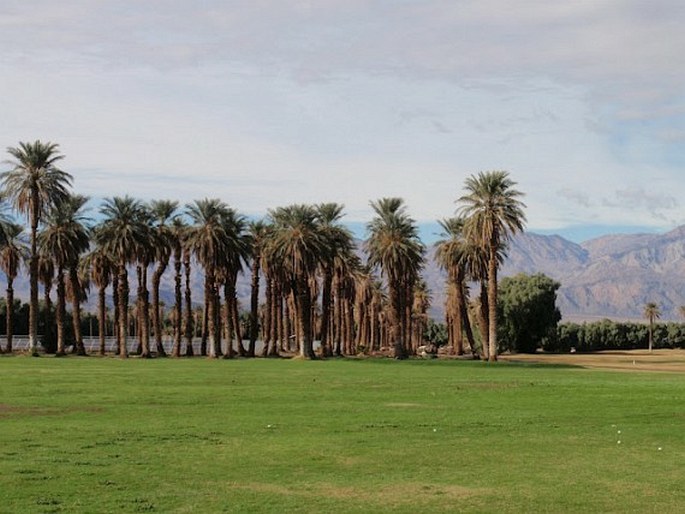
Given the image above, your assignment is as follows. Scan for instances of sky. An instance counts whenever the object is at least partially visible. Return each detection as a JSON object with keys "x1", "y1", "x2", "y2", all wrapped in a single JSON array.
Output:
[{"x1": 1, "y1": 1, "x2": 685, "y2": 243}]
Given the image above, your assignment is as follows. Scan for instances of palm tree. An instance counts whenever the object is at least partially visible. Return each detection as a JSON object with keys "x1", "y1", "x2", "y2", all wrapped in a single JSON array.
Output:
[
  {"x1": 149, "y1": 200, "x2": 179, "y2": 357},
  {"x1": 246, "y1": 220, "x2": 268, "y2": 357},
  {"x1": 182, "y1": 239, "x2": 194, "y2": 356},
  {"x1": 435, "y1": 217, "x2": 472, "y2": 356},
  {"x1": 96, "y1": 196, "x2": 149, "y2": 358},
  {"x1": 185, "y1": 199, "x2": 236, "y2": 358},
  {"x1": 38, "y1": 194, "x2": 91, "y2": 355},
  {"x1": 458, "y1": 171, "x2": 526, "y2": 361},
  {"x1": 81, "y1": 246, "x2": 114, "y2": 355},
  {"x1": 218, "y1": 209, "x2": 249, "y2": 358},
  {"x1": 644, "y1": 302, "x2": 661, "y2": 353},
  {"x1": 315, "y1": 203, "x2": 354, "y2": 357},
  {"x1": 2, "y1": 141, "x2": 72, "y2": 355},
  {"x1": 267, "y1": 204, "x2": 326, "y2": 359},
  {"x1": 0, "y1": 223, "x2": 27, "y2": 353},
  {"x1": 170, "y1": 217, "x2": 186, "y2": 357},
  {"x1": 366, "y1": 198, "x2": 424, "y2": 359}
]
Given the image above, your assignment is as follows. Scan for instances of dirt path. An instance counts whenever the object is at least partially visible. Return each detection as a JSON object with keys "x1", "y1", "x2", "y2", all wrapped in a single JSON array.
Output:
[{"x1": 499, "y1": 349, "x2": 685, "y2": 373}]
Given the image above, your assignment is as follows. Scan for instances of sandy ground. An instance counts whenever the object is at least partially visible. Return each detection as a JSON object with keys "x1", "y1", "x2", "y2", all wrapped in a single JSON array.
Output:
[{"x1": 499, "y1": 349, "x2": 685, "y2": 373}]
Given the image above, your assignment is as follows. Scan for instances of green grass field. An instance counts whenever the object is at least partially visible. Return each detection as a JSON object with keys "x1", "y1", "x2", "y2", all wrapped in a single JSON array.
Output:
[{"x1": 1, "y1": 356, "x2": 683, "y2": 513}]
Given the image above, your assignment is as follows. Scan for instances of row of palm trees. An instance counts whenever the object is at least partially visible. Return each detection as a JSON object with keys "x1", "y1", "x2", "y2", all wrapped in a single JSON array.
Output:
[{"x1": 0, "y1": 140, "x2": 526, "y2": 360}]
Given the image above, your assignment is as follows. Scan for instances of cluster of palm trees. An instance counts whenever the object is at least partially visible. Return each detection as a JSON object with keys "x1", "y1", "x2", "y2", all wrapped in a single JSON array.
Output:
[
  {"x1": 0, "y1": 140, "x2": 526, "y2": 360},
  {"x1": 435, "y1": 171, "x2": 526, "y2": 361}
]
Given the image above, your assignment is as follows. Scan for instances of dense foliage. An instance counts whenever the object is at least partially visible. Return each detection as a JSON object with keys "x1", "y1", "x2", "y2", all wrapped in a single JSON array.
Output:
[
  {"x1": 496, "y1": 273, "x2": 561, "y2": 353},
  {"x1": 548, "y1": 319, "x2": 685, "y2": 352}
]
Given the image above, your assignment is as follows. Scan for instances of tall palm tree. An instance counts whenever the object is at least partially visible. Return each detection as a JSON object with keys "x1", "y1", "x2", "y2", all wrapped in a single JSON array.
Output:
[
  {"x1": 218, "y1": 209, "x2": 249, "y2": 358},
  {"x1": 644, "y1": 302, "x2": 661, "y2": 353},
  {"x1": 246, "y1": 220, "x2": 268, "y2": 357},
  {"x1": 315, "y1": 203, "x2": 354, "y2": 357},
  {"x1": 96, "y1": 196, "x2": 149, "y2": 358},
  {"x1": 2, "y1": 141, "x2": 72, "y2": 355},
  {"x1": 366, "y1": 198, "x2": 424, "y2": 359},
  {"x1": 170, "y1": 217, "x2": 186, "y2": 357},
  {"x1": 81, "y1": 246, "x2": 114, "y2": 355},
  {"x1": 149, "y1": 200, "x2": 179, "y2": 357},
  {"x1": 185, "y1": 199, "x2": 235, "y2": 358},
  {"x1": 458, "y1": 171, "x2": 526, "y2": 362},
  {"x1": 0, "y1": 223, "x2": 27, "y2": 353},
  {"x1": 38, "y1": 194, "x2": 91, "y2": 355},
  {"x1": 435, "y1": 217, "x2": 472, "y2": 356},
  {"x1": 267, "y1": 204, "x2": 326, "y2": 359}
]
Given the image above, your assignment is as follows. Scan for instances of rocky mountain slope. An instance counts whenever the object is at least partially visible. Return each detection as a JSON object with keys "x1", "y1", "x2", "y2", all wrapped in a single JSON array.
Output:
[{"x1": 434, "y1": 227, "x2": 685, "y2": 322}]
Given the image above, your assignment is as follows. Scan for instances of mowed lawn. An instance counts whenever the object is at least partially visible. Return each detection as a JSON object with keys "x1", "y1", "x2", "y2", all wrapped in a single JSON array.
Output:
[{"x1": 0, "y1": 356, "x2": 683, "y2": 513}]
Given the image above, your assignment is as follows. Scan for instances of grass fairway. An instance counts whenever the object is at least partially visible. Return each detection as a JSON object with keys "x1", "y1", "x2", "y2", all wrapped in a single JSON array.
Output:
[{"x1": 1, "y1": 357, "x2": 683, "y2": 513}]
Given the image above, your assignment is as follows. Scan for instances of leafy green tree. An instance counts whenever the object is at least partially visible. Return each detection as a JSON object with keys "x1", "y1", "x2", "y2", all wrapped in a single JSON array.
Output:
[
  {"x1": 643, "y1": 302, "x2": 661, "y2": 353},
  {"x1": 497, "y1": 273, "x2": 561, "y2": 353},
  {"x1": 2, "y1": 140, "x2": 72, "y2": 355},
  {"x1": 423, "y1": 319, "x2": 448, "y2": 347},
  {"x1": 458, "y1": 171, "x2": 526, "y2": 361}
]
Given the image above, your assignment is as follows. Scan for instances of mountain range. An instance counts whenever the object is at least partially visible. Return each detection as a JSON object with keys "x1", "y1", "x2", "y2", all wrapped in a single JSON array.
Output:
[
  {"x1": 3, "y1": 226, "x2": 684, "y2": 323},
  {"x1": 424, "y1": 226, "x2": 685, "y2": 322}
]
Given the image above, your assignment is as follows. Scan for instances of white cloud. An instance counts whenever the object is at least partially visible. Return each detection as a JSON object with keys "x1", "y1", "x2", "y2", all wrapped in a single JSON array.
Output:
[{"x1": 1, "y1": 1, "x2": 685, "y2": 235}]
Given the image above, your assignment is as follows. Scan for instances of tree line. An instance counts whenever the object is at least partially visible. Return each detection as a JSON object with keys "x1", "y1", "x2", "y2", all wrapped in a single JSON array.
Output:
[{"x1": 0, "y1": 140, "x2": 527, "y2": 360}]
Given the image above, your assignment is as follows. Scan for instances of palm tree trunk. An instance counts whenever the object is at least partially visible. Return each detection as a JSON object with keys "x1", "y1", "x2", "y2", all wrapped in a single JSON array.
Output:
[
  {"x1": 28, "y1": 200, "x2": 39, "y2": 356},
  {"x1": 42, "y1": 281, "x2": 54, "y2": 354},
  {"x1": 248, "y1": 257, "x2": 260, "y2": 357},
  {"x1": 5, "y1": 282, "x2": 14, "y2": 353},
  {"x1": 69, "y1": 266, "x2": 86, "y2": 355},
  {"x1": 112, "y1": 273, "x2": 120, "y2": 355},
  {"x1": 172, "y1": 244, "x2": 182, "y2": 357},
  {"x1": 487, "y1": 246, "x2": 498, "y2": 362},
  {"x1": 232, "y1": 296, "x2": 245, "y2": 356},
  {"x1": 118, "y1": 264, "x2": 129, "y2": 358},
  {"x1": 56, "y1": 267, "x2": 66, "y2": 356},
  {"x1": 388, "y1": 282, "x2": 406, "y2": 359},
  {"x1": 222, "y1": 282, "x2": 234, "y2": 359},
  {"x1": 460, "y1": 292, "x2": 477, "y2": 359},
  {"x1": 206, "y1": 269, "x2": 219, "y2": 358},
  {"x1": 151, "y1": 260, "x2": 168, "y2": 357},
  {"x1": 317, "y1": 269, "x2": 330, "y2": 355},
  {"x1": 453, "y1": 271, "x2": 466, "y2": 355},
  {"x1": 183, "y1": 249, "x2": 194, "y2": 356},
  {"x1": 138, "y1": 265, "x2": 151, "y2": 358},
  {"x1": 297, "y1": 277, "x2": 316, "y2": 359},
  {"x1": 478, "y1": 282, "x2": 490, "y2": 360},
  {"x1": 98, "y1": 286, "x2": 107, "y2": 355},
  {"x1": 261, "y1": 277, "x2": 272, "y2": 357}
]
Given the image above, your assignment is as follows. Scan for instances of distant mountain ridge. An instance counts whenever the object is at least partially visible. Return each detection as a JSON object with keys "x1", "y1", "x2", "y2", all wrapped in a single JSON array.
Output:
[
  {"x1": 3, "y1": 227, "x2": 685, "y2": 323},
  {"x1": 442, "y1": 226, "x2": 685, "y2": 322}
]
